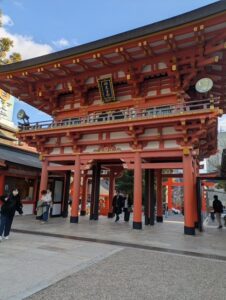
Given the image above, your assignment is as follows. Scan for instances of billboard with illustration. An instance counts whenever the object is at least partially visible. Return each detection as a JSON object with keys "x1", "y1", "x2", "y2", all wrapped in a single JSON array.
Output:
[{"x1": 0, "y1": 89, "x2": 15, "y2": 122}]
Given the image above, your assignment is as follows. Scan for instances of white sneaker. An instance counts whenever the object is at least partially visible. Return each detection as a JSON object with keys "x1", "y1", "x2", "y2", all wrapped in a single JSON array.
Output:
[{"x1": 4, "y1": 236, "x2": 9, "y2": 240}]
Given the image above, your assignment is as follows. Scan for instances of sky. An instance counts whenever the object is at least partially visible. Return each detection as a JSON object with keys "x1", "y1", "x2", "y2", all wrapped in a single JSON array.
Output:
[{"x1": 0, "y1": 0, "x2": 224, "y2": 126}]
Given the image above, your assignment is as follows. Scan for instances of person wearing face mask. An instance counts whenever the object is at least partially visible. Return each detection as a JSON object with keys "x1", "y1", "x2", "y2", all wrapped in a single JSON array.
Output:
[{"x1": 0, "y1": 188, "x2": 23, "y2": 241}]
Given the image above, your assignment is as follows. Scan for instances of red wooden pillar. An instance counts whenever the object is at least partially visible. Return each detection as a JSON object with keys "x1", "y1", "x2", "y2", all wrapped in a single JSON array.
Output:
[
  {"x1": 70, "y1": 155, "x2": 81, "y2": 223},
  {"x1": 108, "y1": 170, "x2": 115, "y2": 218},
  {"x1": 133, "y1": 152, "x2": 142, "y2": 229},
  {"x1": 193, "y1": 161, "x2": 198, "y2": 228},
  {"x1": 183, "y1": 150, "x2": 195, "y2": 235},
  {"x1": 39, "y1": 159, "x2": 48, "y2": 198},
  {"x1": 156, "y1": 170, "x2": 163, "y2": 222},
  {"x1": 81, "y1": 174, "x2": 87, "y2": 216},
  {"x1": 167, "y1": 177, "x2": 173, "y2": 210}
]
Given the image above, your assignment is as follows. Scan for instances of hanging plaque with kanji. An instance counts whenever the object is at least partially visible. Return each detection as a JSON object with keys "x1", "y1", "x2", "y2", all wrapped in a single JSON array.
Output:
[{"x1": 97, "y1": 76, "x2": 116, "y2": 103}]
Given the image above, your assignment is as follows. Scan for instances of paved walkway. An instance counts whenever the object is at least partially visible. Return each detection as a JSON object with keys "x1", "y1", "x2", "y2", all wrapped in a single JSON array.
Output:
[
  {"x1": 0, "y1": 215, "x2": 225, "y2": 299},
  {"x1": 12, "y1": 214, "x2": 226, "y2": 257}
]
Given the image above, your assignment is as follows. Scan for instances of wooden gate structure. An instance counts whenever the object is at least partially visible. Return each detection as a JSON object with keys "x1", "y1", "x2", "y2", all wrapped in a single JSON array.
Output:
[{"x1": 0, "y1": 1, "x2": 226, "y2": 234}]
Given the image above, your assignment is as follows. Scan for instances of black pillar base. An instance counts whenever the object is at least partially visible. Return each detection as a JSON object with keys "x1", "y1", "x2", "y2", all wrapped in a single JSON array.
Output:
[
  {"x1": 145, "y1": 217, "x2": 150, "y2": 225},
  {"x1": 70, "y1": 216, "x2": 79, "y2": 223},
  {"x1": 156, "y1": 216, "x2": 163, "y2": 223},
  {"x1": 90, "y1": 214, "x2": 98, "y2": 220},
  {"x1": 80, "y1": 210, "x2": 86, "y2": 216},
  {"x1": 108, "y1": 212, "x2": 114, "y2": 218},
  {"x1": 133, "y1": 221, "x2": 142, "y2": 230},
  {"x1": 194, "y1": 221, "x2": 199, "y2": 229},
  {"x1": 184, "y1": 226, "x2": 195, "y2": 235},
  {"x1": 62, "y1": 212, "x2": 68, "y2": 218}
]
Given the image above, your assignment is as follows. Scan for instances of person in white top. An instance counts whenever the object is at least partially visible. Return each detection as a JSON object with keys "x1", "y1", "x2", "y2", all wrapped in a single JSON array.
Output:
[{"x1": 42, "y1": 189, "x2": 52, "y2": 223}]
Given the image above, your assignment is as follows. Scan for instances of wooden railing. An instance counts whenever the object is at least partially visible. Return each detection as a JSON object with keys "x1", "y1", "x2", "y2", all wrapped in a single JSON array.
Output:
[{"x1": 18, "y1": 98, "x2": 219, "y2": 131}]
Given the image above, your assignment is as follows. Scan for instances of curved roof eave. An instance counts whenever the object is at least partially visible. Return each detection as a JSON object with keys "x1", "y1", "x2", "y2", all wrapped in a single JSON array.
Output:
[{"x1": 0, "y1": 0, "x2": 225, "y2": 73}]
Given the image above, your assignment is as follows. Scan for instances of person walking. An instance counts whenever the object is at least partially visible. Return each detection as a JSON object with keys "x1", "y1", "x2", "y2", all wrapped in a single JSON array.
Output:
[
  {"x1": 36, "y1": 190, "x2": 47, "y2": 221},
  {"x1": 0, "y1": 188, "x2": 23, "y2": 240},
  {"x1": 42, "y1": 189, "x2": 52, "y2": 223},
  {"x1": 112, "y1": 191, "x2": 124, "y2": 222},
  {"x1": 123, "y1": 193, "x2": 133, "y2": 222},
  {"x1": 212, "y1": 195, "x2": 223, "y2": 229}
]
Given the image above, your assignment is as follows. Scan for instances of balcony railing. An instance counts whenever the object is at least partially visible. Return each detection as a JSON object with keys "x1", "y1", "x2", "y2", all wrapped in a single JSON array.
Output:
[{"x1": 18, "y1": 98, "x2": 219, "y2": 131}]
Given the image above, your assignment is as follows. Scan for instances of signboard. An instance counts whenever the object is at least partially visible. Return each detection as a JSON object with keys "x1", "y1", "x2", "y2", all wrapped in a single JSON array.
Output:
[
  {"x1": 97, "y1": 76, "x2": 116, "y2": 103},
  {"x1": 0, "y1": 89, "x2": 14, "y2": 122}
]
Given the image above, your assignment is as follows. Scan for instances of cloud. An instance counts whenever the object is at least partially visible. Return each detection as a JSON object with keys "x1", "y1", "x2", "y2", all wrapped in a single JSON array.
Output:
[
  {"x1": 0, "y1": 27, "x2": 53, "y2": 60},
  {"x1": 2, "y1": 15, "x2": 14, "y2": 26},
  {"x1": 52, "y1": 38, "x2": 70, "y2": 48},
  {"x1": 13, "y1": 1, "x2": 24, "y2": 9}
]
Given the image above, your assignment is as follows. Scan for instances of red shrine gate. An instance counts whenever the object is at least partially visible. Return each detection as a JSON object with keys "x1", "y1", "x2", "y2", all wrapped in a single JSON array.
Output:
[{"x1": 0, "y1": 1, "x2": 226, "y2": 234}]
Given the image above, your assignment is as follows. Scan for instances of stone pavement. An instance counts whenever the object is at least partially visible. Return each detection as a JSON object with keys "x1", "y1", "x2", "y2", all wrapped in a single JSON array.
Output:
[
  {"x1": 0, "y1": 215, "x2": 225, "y2": 300},
  {"x1": 12, "y1": 214, "x2": 226, "y2": 257},
  {"x1": 27, "y1": 248, "x2": 226, "y2": 300}
]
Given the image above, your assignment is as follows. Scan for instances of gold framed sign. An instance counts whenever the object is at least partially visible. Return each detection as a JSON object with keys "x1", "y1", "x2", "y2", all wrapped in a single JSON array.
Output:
[{"x1": 97, "y1": 76, "x2": 115, "y2": 103}]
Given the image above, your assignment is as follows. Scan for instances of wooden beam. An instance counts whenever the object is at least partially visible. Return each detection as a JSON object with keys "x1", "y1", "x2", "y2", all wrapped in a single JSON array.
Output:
[
  {"x1": 47, "y1": 165, "x2": 75, "y2": 171},
  {"x1": 126, "y1": 162, "x2": 183, "y2": 169}
]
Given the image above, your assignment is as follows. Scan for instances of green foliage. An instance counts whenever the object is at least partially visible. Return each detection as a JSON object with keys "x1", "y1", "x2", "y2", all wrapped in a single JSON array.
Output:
[
  {"x1": 116, "y1": 170, "x2": 133, "y2": 196},
  {"x1": 0, "y1": 11, "x2": 21, "y2": 64},
  {"x1": 216, "y1": 180, "x2": 226, "y2": 192}
]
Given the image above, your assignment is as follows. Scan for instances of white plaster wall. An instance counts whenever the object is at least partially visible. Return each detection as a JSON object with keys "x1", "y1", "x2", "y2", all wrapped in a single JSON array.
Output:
[
  {"x1": 64, "y1": 147, "x2": 73, "y2": 154},
  {"x1": 46, "y1": 137, "x2": 57, "y2": 145},
  {"x1": 83, "y1": 145, "x2": 100, "y2": 153},
  {"x1": 141, "y1": 65, "x2": 152, "y2": 73},
  {"x1": 110, "y1": 132, "x2": 130, "y2": 139},
  {"x1": 74, "y1": 103, "x2": 80, "y2": 108},
  {"x1": 164, "y1": 140, "x2": 179, "y2": 148},
  {"x1": 114, "y1": 143, "x2": 131, "y2": 150},
  {"x1": 50, "y1": 148, "x2": 61, "y2": 154},
  {"x1": 117, "y1": 95, "x2": 132, "y2": 101},
  {"x1": 93, "y1": 99, "x2": 102, "y2": 105},
  {"x1": 160, "y1": 88, "x2": 171, "y2": 94},
  {"x1": 61, "y1": 136, "x2": 71, "y2": 143},
  {"x1": 147, "y1": 90, "x2": 157, "y2": 96},
  {"x1": 158, "y1": 62, "x2": 167, "y2": 69},
  {"x1": 162, "y1": 127, "x2": 177, "y2": 135},
  {"x1": 85, "y1": 77, "x2": 95, "y2": 84},
  {"x1": 82, "y1": 134, "x2": 99, "y2": 141},
  {"x1": 118, "y1": 70, "x2": 125, "y2": 77},
  {"x1": 143, "y1": 141, "x2": 160, "y2": 150},
  {"x1": 140, "y1": 128, "x2": 159, "y2": 137}
]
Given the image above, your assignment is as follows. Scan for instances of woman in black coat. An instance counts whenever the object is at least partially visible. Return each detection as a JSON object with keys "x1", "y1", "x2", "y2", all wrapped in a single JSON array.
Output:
[
  {"x1": 0, "y1": 188, "x2": 23, "y2": 240},
  {"x1": 112, "y1": 191, "x2": 124, "y2": 222}
]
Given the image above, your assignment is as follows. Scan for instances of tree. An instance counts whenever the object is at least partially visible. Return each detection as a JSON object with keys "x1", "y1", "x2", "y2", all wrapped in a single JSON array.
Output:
[
  {"x1": 0, "y1": 11, "x2": 21, "y2": 64},
  {"x1": 116, "y1": 170, "x2": 134, "y2": 196}
]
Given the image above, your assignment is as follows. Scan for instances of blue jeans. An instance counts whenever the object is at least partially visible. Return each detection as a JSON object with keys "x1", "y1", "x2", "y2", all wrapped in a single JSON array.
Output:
[
  {"x1": 0, "y1": 213, "x2": 14, "y2": 237},
  {"x1": 43, "y1": 205, "x2": 50, "y2": 222}
]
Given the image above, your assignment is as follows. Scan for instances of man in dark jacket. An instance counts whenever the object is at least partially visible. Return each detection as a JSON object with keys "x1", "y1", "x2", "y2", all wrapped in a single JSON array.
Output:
[
  {"x1": 123, "y1": 193, "x2": 133, "y2": 222},
  {"x1": 212, "y1": 195, "x2": 223, "y2": 229},
  {"x1": 0, "y1": 188, "x2": 23, "y2": 240},
  {"x1": 112, "y1": 191, "x2": 124, "y2": 222}
]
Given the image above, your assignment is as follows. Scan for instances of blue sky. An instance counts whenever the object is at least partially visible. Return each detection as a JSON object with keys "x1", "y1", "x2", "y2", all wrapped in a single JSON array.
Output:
[{"x1": 0, "y1": 0, "x2": 221, "y2": 124}]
